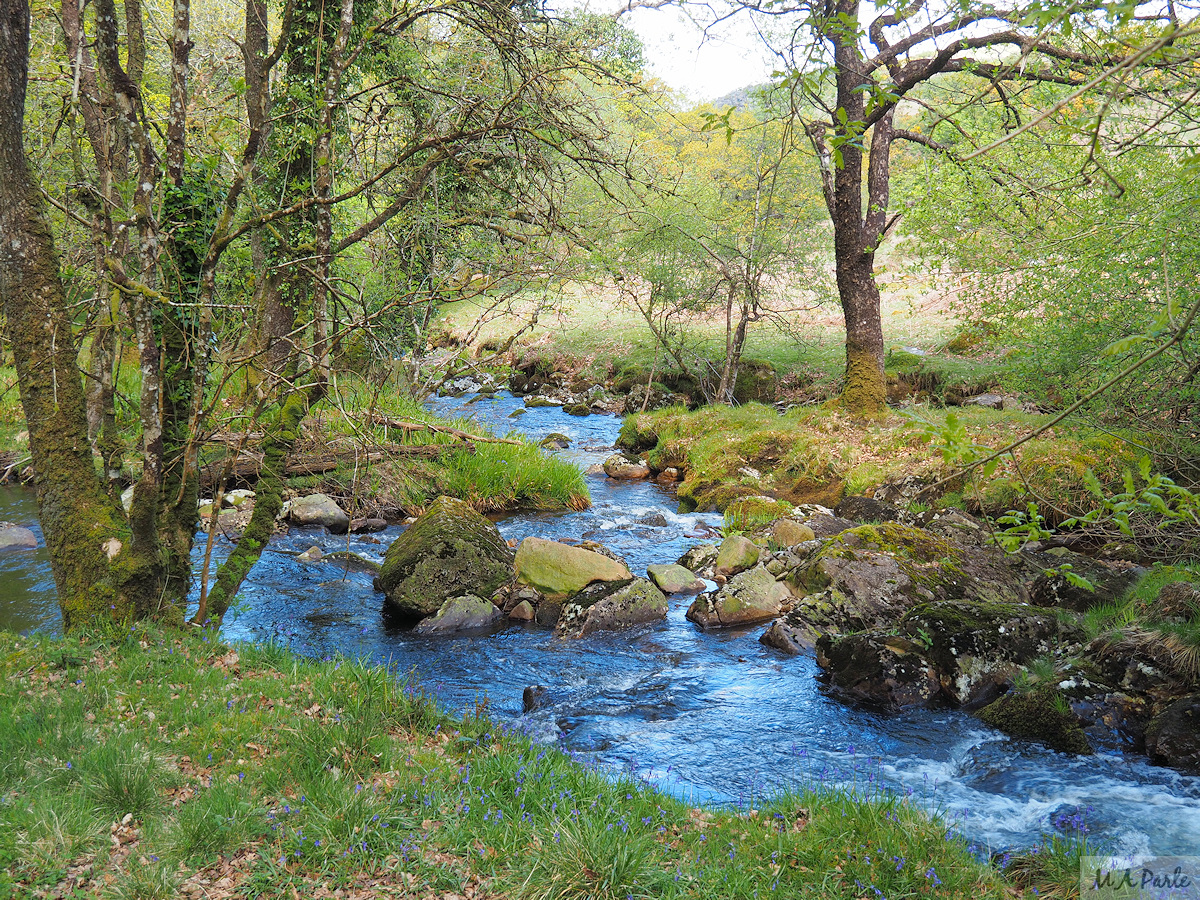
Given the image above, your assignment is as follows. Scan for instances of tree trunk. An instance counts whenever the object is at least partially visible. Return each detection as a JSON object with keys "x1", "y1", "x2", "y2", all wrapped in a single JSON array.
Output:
[
  {"x1": 826, "y1": 0, "x2": 887, "y2": 414},
  {"x1": 0, "y1": 0, "x2": 130, "y2": 628}
]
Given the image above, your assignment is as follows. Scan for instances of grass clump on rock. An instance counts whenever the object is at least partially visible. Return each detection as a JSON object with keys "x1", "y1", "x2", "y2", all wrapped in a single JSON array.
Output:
[{"x1": 0, "y1": 626, "x2": 1076, "y2": 900}]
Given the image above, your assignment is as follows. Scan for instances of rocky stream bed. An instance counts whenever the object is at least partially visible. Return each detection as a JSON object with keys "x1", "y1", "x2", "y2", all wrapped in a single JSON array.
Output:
[{"x1": 3, "y1": 390, "x2": 1200, "y2": 858}]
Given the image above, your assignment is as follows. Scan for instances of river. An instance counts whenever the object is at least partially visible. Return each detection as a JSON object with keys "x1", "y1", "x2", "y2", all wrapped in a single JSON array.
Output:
[{"x1": 2, "y1": 391, "x2": 1199, "y2": 858}]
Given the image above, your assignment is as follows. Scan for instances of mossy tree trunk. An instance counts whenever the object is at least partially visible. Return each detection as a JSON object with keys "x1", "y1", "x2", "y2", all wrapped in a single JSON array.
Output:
[
  {"x1": 198, "y1": 381, "x2": 326, "y2": 623},
  {"x1": 807, "y1": 0, "x2": 892, "y2": 416},
  {"x1": 0, "y1": 0, "x2": 130, "y2": 628}
]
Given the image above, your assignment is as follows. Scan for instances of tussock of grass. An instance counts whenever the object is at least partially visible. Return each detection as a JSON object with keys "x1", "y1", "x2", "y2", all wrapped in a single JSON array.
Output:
[
  {"x1": 0, "y1": 627, "x2": 1065, "y2": 899},
  {"x1": 1084, "y1": 564, "x2": 1200, "y2": 682}
]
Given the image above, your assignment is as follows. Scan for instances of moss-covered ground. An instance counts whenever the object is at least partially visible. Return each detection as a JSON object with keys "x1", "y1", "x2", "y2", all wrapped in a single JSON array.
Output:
[
  {"x1": 0, "y1": 627, "x2": 1085, "y2": 900},
  {"x1": 618, "y1": 402, "x2": 1144, "y2": 520}
]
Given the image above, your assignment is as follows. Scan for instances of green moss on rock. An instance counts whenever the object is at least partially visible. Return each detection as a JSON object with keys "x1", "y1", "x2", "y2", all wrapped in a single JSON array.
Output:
[
  {"x1": 978, "y1": 688, "x2": 1093, "y2": 755},
  {"x1": 377, "y1": 496, "x2": 514, "y2": 620}
]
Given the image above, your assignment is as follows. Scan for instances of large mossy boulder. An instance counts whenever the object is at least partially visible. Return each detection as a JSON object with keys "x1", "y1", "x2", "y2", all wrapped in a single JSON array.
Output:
[
  {"x1": 789, "y1": 523, "x2": 1024, "y2": 633},
  {"x1": 514, "y1": 536, "x2": 632, "y2": 600},
  {"x1": 377, "y1": 496, "x2": 513, "y2": 620},
  {"x1": 687, "y1": 566, "x2": 789, "y2": 629},
  {"x1": 900, "y1": 599, "x2": 1085, "y2": 707},
  {"x1": 557, "y1": 577, "x2": 668, "y2": 638},
  {"x1": 978, "y1": 688, "x2": 1093, "y2": 755}
]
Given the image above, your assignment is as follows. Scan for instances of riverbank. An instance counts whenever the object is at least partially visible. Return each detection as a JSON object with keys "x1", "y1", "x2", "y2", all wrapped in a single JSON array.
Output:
[{"x1": 0, "y1": 627, "x2": 1074, "y2": 900}]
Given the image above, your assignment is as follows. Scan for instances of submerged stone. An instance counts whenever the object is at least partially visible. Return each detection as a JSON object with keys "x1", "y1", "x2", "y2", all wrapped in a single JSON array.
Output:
[
  {"x1": 413, "y1": 595, "x2": 503, "y2": 636},
  {"x1": 978, "y1": 688, "x2": 1093, "y2": 755},
  {"x1": 0, "y1": 525, "x2": 37, "y2": 553}
]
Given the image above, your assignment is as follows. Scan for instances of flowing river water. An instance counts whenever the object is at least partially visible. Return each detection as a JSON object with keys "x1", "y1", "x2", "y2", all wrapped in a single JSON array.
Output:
[{"x1": 2, "y1": 391, "x2": 1199, "y2": 858}]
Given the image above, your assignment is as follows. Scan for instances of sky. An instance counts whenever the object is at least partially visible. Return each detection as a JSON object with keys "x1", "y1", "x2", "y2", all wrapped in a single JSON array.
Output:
[{"x1": 579, "y1": 3, "x2": 781, "y2": 101}]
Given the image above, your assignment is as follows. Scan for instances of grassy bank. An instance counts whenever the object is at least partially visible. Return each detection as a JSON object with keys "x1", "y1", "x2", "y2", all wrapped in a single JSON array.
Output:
[
  {"x1": 273, "y1": 388, "x2": 589, "y2": 516},
  {"x1": 619, "y1": 402, "x2": 1143, "y2": 520},
  {"x1": 0, "y1": 359, "x2": 589, "y2": 516},
  {"x1": 0, "y1": 628, "x2": 1070, "y2": 900}
]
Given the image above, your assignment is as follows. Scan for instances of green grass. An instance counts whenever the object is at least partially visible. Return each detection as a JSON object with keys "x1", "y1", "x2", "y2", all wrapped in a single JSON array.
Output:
[
  {"x1": 433, "y1": 278, "x2": 982, "y2": 395},
  {"x1": 0, "y1": 626, "x2": 1081, "y2": 899}
]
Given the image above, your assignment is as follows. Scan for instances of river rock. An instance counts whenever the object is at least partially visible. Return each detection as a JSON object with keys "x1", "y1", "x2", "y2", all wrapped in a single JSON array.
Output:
[
  {"x1": 816, "y1": 632, "x2": 942, "y2": 709},
  {"x1": 799, "y1": 512, "x2": 859, "y2": 539},
  {"x1": 978, "y1": 688, "x2": 1093, "y2": 755},
  {"x1": 0, "y1": 524, "x2": 37, "y2": 553},
  {"x1": 288, "y1": 493, "x2": 350, "y2": 534},
  {"x1": 1144, "y1": 693, "x2": 1200, "y2": 772},
  {"x1": 760, "y1": 611, "x2": 824, "y2": 655},
  {"x1": 788, "y1": 523, "x2": 1025, "y2": 633},
  {"x1": 912, "y1": 508, "x2": 988, "y2": 547},
  {"x1": 646, "y1": 563, "x2": 705, "y2": 594},
  {"x1": 770, "y1": 519, "x2": 816, "y2": 548},
  {"x1": 687, "y1": 566, "x2": 789, "y2": 629},
  {"x1": 603, "y1": 454, "x2": 650, "y2": 480},
  {"x1": 224, "y1": 488, "x2": 255, "y2": 508},
  {"x1": 514, "y1": 536, "x2": 632, "y2": 599},
  {"x1": 834, "y1": 496, "x2": 899, "y2": 524},
  {"x1": 873, "y1": 476, "x2": 933, "y2": 506},
  {"x1": 523, "y1": 685, "x2": 552, "y2": 712},
  {"x1": 539, "y1": 433, "x2": 572, "y2": 450},
  {"x1": 557, "y1": 577, "x2": 667, "y2": 637},
  {"x1": 297, "y1": 545, "x2": 324, "y2": 563},
  {"x1": 324, "y1": 551, "x2": 382, "y2": 576},
  {"x1": 715, "y1": 535, "x2": 759, "y2": 578},
  {"x1": 962, "y1": 393, "x2": 1006, "y2": 410},
  {"x1": 413, "y1": 595, "x2": 503, "y2": 635},
  {"x1": 509, "y1": 600, "x2": 535, "y2": 621},
  {"x1": 677, "y1": 543, "x2": 718, "y2": 574},
  {"x1": 376, "y1": 496, "x2": 514, "y2": 620},
  {"x1": 1027, "y1": 553, "x2": 1139, "y2": 612},
  {"x1": 350, "y1": 517, "x2": 388, "y2": 534}
]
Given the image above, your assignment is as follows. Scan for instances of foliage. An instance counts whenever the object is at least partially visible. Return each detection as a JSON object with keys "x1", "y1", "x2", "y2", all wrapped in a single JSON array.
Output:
[
  {"x1": 904, "y1": 79, "x2": 1200, "y2": 449},
  {"x1": 592, "y1": 93, "x2": 832, "y2": 403}
]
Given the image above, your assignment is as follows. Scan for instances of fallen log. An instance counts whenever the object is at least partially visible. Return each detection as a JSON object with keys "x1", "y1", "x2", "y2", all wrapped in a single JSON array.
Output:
[
  {"x1": 365, "y1": 414, "x2": 523, "y2": 446},
  {"x1": 199, "y1": 443, "x2": 470, "y2": 491}
]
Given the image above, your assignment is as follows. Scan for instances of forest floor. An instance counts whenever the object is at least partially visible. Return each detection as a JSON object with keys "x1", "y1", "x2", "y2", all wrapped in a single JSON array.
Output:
[{"x1": 0, "y1": 626, "x2": 1080, "y2": 900}]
